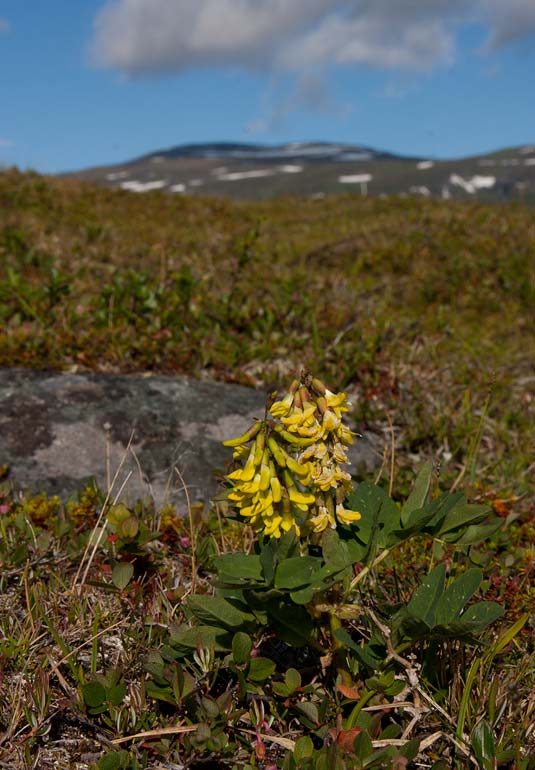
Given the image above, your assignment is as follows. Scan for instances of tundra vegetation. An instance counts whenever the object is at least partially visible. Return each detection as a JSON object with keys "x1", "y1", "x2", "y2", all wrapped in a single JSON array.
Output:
[{"x1": 0, "y1": 168, "x2": 534, "y2": 769}]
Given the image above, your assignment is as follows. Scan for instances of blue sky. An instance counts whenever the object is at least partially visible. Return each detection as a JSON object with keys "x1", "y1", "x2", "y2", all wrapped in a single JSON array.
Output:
[{"x1": 1, "y1": 1, "x2": 534, "y2": 174}]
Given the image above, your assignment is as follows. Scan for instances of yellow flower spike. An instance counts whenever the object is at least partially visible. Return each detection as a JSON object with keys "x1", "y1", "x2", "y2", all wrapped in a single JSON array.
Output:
[{"x1": 337, "y1": 424, "x2": 355, "y2": 445}]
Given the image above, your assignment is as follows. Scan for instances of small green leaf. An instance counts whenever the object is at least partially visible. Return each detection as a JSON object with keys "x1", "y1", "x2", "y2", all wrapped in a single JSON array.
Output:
[
  {"x1": 453, "y1": 601, "x2": 504, "y2": 632},
  {"x1": 169, "y1": 625, "x2": 233, "y2": 653},
  {"x1": 294, "y1": 735, "x2": 314, "y2": 762},
  {"x1": 321, "y1": 528, "x2": 351, "y2": 572},
  {"x1": 119, "y1": 515, "x2": 139, "y2": 538},
  {"x1": 471, "y1": 719, "x2": 496, "y2": 770},
  {"x1": 285, "y1": 667, "x2": 301, "y2": 692},
  {"x1": 248, "y1": 656, "x2": 276, "y2": 682},
  {"x1": 295, "y1": 701, "x2": 319, "y2": 727},
  {"x1": 434, "y1": 569, "x2": 482, "y2": 624},
  {"x1": 98, "y1": 751, "x2": 124, "y2": 770},
  {"x1": 274, "y1": 556, "x2": 322, "y2": 590},
  {"x1": 437, "y1": 503, "x2": 490, "y2": 535},
  {"x1": 443, "y1": 520, "x2": 501, "y2": 545},
  {"x1": 401, "y1": 461, "x2": 432, "y2": 524},
  {"x1": 187, "y1": 595, "x2": 246, "y2": 629},
  {"x1": 407, "y1": 564, "x2": 446, "y2": 626},
  {"x1": 353, "y1": 730, "x2": 373, "y2": 761},
  {"x1": 82, "y1": 680, "x2": 106, "y2": 708},
  {"x1": 112, "y1": 562, "x2": 134, "y2": 590},
  {"x1": 232, "y1": 631, "x2": 253, "y2": 665},
  {"x1": 267, "y1": 601, "x2": 313, "y2": 647},
  {"x1": 213, "y1": 553, "x2": 264, "y2": 583}
]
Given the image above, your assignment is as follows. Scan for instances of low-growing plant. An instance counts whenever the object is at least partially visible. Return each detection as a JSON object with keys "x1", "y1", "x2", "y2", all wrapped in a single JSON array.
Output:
[{"x1": 137, "y1": 372, "x2": 532, "y2": 768}]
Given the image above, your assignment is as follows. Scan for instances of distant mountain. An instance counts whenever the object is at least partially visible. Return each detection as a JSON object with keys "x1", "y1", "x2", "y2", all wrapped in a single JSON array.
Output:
[{"x1": 65, "y1": 141, "x2": 535, "y2": 204}]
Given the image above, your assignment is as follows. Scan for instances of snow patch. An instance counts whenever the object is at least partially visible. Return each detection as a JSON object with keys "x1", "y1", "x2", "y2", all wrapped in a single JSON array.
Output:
[
  {"x1": 106, "y1": 170, "x2": 128, "y2": 181},
  {"x1": 169, "y1": 183, "x2": 186, "y2": 193},
  {"x1": 449, "y1": 174, "x2": 495, "y2": 194},
  {"x1": 217, "y1": 169, "x2": 274, "y2": 181},
  {"x1": 339, "y1": 173, "x2": 372, "y2": 184},
  {"x1": 279, "y1": 164, "x2": 303, "y2": 173},
  {"x1": 120, "y1": 180, "x2": 167, "y2": 193},
  {"x1": 409, "y1": 185, "x2": 431, "y2": 196},
  {"x1": 524, "y1": 158, "x2": 535, "y2": 166},
  {"x1": 417, "y1": 160, "x2": 434, "y2": 170}
]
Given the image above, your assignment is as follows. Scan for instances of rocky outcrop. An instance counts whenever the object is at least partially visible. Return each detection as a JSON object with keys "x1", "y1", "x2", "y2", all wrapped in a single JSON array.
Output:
[{"x1": 0, "y1": 369, "x2": 380, "y2": 509}]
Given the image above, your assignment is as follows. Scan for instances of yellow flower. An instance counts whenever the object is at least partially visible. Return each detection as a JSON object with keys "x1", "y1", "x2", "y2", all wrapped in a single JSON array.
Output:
[{"x1": 335, "y1": 504, "x2": 361, "y2": 526}]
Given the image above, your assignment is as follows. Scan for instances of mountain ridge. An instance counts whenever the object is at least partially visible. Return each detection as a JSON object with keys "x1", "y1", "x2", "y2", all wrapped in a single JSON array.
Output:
[{"x1": 65, "y1": 140, "x2": 535, "y2": 204}]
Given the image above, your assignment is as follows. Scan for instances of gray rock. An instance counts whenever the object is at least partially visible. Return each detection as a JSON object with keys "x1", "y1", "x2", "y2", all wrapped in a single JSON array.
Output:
[{"x1": 0, "y1": 369, "x2": 379, "y2": 509}]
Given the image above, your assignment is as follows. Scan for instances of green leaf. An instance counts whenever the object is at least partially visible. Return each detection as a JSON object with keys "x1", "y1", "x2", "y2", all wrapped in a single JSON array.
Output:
[
  {"x1": 294, "y1": 735, "x2": 314, "y2": 763},
  {"x1": 213, "y1": 553, "x2": 264, "y2": 584},
  {"x1": 353, "y1": 730, "x2": 373, "y2": 761},
  {"x1": 112, "y1": 562, "x2": 134, "y2": 590},
  {"x1": 434, "y1": 569, "x2": 482, "y2": 625},
  {"x1": 450, "y1": 601, "x2": 504, "y2": 633},
  {"x1": 82, "y1": 681, "x2": 106, "y2": 708},
  {"x1": 232, "y1": 631, "x2": 253, "y2": 665},
  {"x1": 295, "y1": 701, "x2": 320, "y2": 727},
  {"x1": 471, "y1": 719, "x2": 496, "y2": 770},
  {"x1": 401, "y1": 461, "x2": 432, "y2": 524},
  {"x1": 260, "y1": 539, "x2": 277, "y2": 584},
  {"x1": 274, "y1": 556, "x2": 322, "y2": 590},
  {"x1": 267, "y1": 601, "x2": 313, "y2": 647},
  {"x1": 397, "y1": 738, "x2": 420, "y2": 761},
  {"x1": 321, "y1": 528, "x2": 352, "y2": 572},
  {"x1": 443, "y1": 520, "x2": 501, "y2": 545},
  {"x1": 169, "y1": 625, "x2": 233, "y2": 653},
  {"x1": 187, "y1": 595, "x2": 246, "y2": 629},
  {"x1": 437, "y1": 503, "x2": 491, "y2": 536},
  {"x1": 334, "y1": 628, "x2": 385, "y2": 668},
  {"x1": 407, "y1": 564, "x2": 446, "y2": 626},
  {"x1": 107, "y1": 683, "x2": 126, "y2": 706},
  {"x1": 248, "y1": 656, "x2": 276, "y2": 682},
  {"x1": 275, "y1": 528, "x2": 300, "y2": 561},
  {"x1": 119, "y1": 515, "x2": 139, "y2": 538},
  {"x1": 285, "y1": 667, "x2": 301, "y2": 692},
  {"x1": 98, "y1": 751, "x2": 122, "y2": 770}
]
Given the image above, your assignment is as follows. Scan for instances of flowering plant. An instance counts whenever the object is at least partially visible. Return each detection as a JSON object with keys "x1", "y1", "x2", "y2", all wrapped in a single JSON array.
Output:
[{"x1": 224, "y1": 373, "x2": 361, "y2": 539}]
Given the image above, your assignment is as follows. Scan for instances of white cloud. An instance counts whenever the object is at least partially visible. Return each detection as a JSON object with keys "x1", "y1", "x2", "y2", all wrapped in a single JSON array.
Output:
[
  {"x1": 482, "y1": 0, "x2": 535, "y2": 47},
  {"x1": 91, "y1": 0, "x2": 464, "y2": 75},
  {"x1": 90, "y1": 0, "x2": 535, "y2": 76}
]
